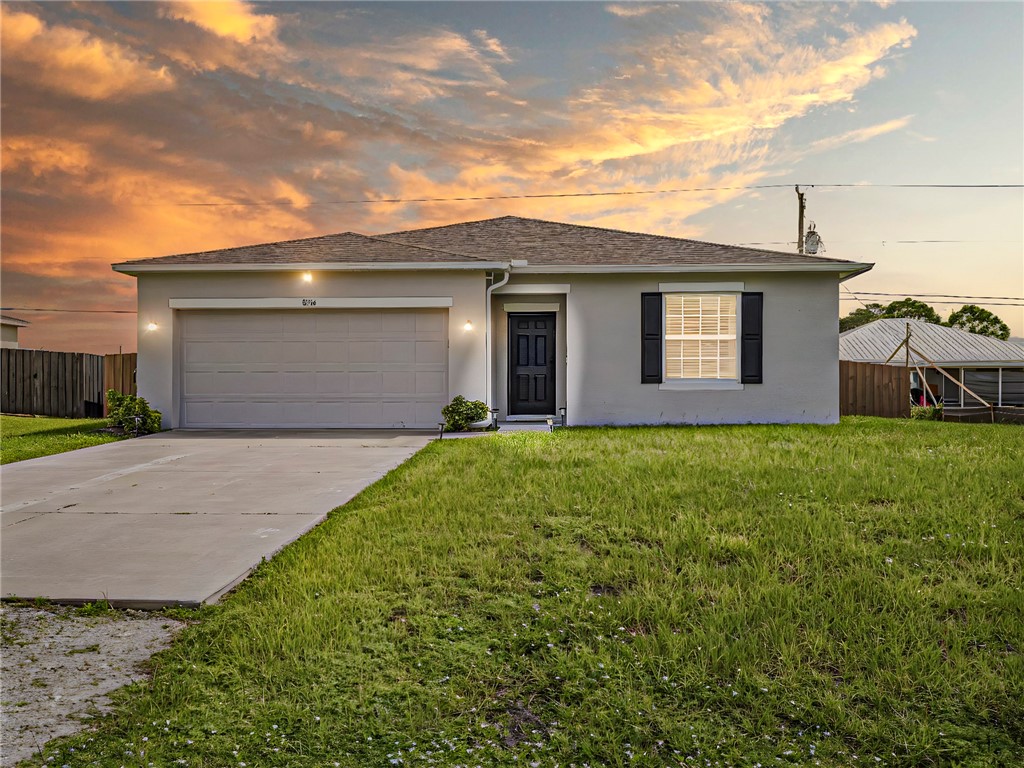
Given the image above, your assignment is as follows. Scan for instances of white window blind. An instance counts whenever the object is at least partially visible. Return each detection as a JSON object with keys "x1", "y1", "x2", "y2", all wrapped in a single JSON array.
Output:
[{"x1": 664, "y1": 294, "x2": 737, "y2": 379}]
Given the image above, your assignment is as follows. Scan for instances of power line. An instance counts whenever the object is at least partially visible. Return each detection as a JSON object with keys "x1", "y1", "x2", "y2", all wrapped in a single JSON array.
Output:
[
  {"x1": 852, "y1": 292, "x2": 1024, "y2": 301},
  {"x1": 840, "y1": 297, "x2": 1024, "y2": 307},
  {"x1": 150, "y1": 182, "x2": 1023, "y2": 207},
  {"x1": 737, "y1": 240, "x2": 1021, "y2": 246}
]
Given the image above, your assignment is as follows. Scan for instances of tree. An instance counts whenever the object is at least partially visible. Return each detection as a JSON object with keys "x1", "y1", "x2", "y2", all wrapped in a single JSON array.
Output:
[
  {"x1": 840, "y1": 303, "x2": 884, "y2": 332},
  {"x1": 879, "y1": 298, "x2": 943, "y2": 325},
  {"x1": 945, "y1": 304, "x2": 1010, "y2": 340}
]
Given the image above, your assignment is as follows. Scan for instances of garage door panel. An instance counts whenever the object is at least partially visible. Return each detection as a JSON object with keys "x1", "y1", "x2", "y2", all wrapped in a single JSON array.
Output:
[
  {"x1": 349, "y1": 341, "x2": 381, "y2": 364},
  {"x1": 349, "y1": 314, "x2": 382, "y2": 333},
  {"x1": 381, "y1": 371, "x2": 414, "y2": 395},
  {"x1": 315, "y1": 341, "x2": 349, "y2": 363},
  {"x1": 416, "y1": 371, "x2": 446, "y2": 396},
  {"x1": 350, "y1": 371, "x2": 383, "y2": 394},
  {"x1": 416, "y1": 340, "x2": 447, "y2": 364},
  {"x1": 382, "y1": 340, "x2": 414, "y2": 363},
  {"x1": 315, "y1": 372, "x2": 350, "y2": 395},
  {"x1": 181, "y1": 310, "x2": 448, "y2": 428},
  {"x1": 381, "y1": 313, "x2": 416, "y2": 333}
]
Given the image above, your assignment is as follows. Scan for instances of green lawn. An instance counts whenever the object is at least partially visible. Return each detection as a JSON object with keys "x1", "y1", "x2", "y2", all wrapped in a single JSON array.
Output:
[
  {"x1": 34, "y1": 418, "x2": 1023, "y2": 767},
  {"x1": 0, "y1": 415, "x2": 120, "y2": 464}
]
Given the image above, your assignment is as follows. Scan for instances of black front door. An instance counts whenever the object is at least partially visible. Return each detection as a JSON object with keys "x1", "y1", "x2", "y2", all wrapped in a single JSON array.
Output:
[{"x1": 508, "y1": 313, "x2": 556, "y2": 415}]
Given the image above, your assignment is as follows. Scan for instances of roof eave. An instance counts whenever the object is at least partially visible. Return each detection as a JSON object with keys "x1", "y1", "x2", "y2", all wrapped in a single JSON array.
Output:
[
  {"x1": 112, "y1": 261, "x2": 509, "y2": 275},
  {"x1": 515, "y1": 262, "x2": 874, "y2": 275}
]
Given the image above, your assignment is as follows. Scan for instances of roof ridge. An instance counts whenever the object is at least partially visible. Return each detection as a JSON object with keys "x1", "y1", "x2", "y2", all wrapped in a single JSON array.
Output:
[
  {"x1": 119, "y1": 231, "x2": 372, "y2": 265},
  {"x1": 384, "y1": 215, "x2": 862, "y2": 266},
  {"x1": 361, "y1": 232, "x2": 495, "y2": 263}
]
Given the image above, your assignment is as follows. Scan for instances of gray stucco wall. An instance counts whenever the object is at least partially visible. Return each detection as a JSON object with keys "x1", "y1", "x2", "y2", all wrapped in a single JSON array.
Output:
[
  {"x1": 500, "y1": 272, "x2": 841, "y2": 425},
  {"x1": 135, "y1": 270, "x2": 488, "y2": 428}
]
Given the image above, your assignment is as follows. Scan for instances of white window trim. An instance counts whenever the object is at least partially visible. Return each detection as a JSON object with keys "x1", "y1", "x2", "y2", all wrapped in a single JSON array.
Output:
[
  {"x1": 658, "y1": 281, "x2": 745, "y2": 293},
  {"x1": 661, "y1": 292, "x2": 742, "y2": 388},
  {"x1": 168, "y1": 297, "x2": 453, "y2": 309},
  {"x1": 659, "y1": 379, "x2": 744, "y2": 391},
  {"x1": 503, "y1": 302, "x2": 560, "y2": 312}
]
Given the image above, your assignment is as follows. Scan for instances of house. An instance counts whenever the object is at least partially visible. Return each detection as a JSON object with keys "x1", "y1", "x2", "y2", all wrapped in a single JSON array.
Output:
[
  {"x1": 1, "y1": 315, "x2": 30, "y2": 349},
  {"x1": 112, "y1": 216, "x2": 872, "y2": 429},
  {"x1": 840, "y1": 318, "x2": 1024, "y2": 407}
]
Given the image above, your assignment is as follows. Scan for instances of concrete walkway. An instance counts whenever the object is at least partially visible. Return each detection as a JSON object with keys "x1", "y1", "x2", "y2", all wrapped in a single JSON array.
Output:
[{"x1": 0, "y1": 430, "x2": 433, "y2": 608}]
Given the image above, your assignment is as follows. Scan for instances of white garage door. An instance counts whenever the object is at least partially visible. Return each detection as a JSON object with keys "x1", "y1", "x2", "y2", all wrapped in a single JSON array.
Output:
[{"x1": 180, "y1": 310, "x2": 448, "y2": 428}]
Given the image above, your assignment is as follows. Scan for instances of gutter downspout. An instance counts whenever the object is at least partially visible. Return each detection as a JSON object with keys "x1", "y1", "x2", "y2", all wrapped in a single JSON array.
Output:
[{"x1": 484, "y1": 267, "x2": 512, "y2": 424}]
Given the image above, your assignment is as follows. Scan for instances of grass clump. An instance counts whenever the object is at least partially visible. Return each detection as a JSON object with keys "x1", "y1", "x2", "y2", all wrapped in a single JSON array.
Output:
[
  {"x1": 0, "y1": 415, "x2": 121, "y2": 464},
  {"x1": 34, "y1": 418, "x2": 1023, "y2": 767}
]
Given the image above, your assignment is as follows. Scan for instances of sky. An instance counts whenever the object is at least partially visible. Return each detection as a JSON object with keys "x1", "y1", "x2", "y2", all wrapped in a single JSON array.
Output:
[{"x1": 2, "y1": 0, "x2": 1022, "y2": 353}]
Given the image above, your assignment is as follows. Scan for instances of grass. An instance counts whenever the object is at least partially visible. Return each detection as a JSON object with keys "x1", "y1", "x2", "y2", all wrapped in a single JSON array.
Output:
[
  {"x1": 32, "y1": 418, "x2": 1023, "y2": 767},
  {"x1": 0, "y1": 415, "x2": 121, "y2": 464}
]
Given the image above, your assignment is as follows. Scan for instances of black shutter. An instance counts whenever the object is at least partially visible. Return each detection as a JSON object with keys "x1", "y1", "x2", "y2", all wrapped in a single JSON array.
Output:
[
  {"x1": 740, "y1": 292, "x2": 763, "y2": 384},
  {"x1": 641, "y1": 292, "x2": 662, "y2": 383}
]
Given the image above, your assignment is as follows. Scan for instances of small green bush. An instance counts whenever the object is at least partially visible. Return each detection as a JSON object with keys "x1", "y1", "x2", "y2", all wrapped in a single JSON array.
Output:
[
  {"x1": 910, "y1": 404, "x2": 943, "y2": 421},
  {"x1": 442, "y1": 395, "x2": 488, "y2": 432},
  {"x1": 106, "y1": 390, "x2": 162, "y2": 436}
]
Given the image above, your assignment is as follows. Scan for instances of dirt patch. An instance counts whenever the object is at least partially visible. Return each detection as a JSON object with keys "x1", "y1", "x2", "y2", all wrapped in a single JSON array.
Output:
[{"x1": 0, "y1": 603, "x2": 183, "y2": 766}]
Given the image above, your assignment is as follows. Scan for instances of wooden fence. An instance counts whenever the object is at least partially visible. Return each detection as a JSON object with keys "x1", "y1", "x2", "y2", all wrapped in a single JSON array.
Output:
[
  {"x1": 1, "y1": 350, "x2": 136, "y2": 418},
  {"x1": 840, "y1": 360, "x2": 910, "y2": 418},
  {"x1": 103, "y1": 353, "x2": 137, "y2": 415}
]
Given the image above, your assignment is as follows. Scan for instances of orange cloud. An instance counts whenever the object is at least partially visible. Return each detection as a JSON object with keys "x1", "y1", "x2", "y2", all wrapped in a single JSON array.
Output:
[
  {"x1": 0, "y1": 6, "x2": 174, "y2": 100},
  {"x1": 160, "y1": 1, "x2": 277, "y2": 43}
]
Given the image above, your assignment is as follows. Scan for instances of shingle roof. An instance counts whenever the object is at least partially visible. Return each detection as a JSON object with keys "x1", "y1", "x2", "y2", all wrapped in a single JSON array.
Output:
[
  {"x1": 382, "y1": 216, "x2": 865, "y2": 268},
  {"x1": 840, "y1": 319, "x2": 1024, "y2": 366},
  {"x1": 117, "y1": 232, "x2": 486, "y2": 266},
  {"x1": 114, "y1": 215, "x2": 869, "y2": 272}
]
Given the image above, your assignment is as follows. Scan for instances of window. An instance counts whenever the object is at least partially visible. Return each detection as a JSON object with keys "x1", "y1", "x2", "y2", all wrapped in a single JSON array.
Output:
[
  {"x1": 664, "y1": 294, "x2": 737, "y2": 380},
  {"x1": 640, "y1": 290, "x2": 761, "y2": 385}
]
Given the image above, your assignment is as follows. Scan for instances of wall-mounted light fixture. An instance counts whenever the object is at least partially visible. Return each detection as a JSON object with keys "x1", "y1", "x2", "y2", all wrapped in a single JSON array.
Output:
[
  {"x1": 302, "y1": 271, "x2": 314, "y2": 283},
  {"x1": 146, "y1": 322, "x2": 159, "y2": 332},
  {"x1": 463, "y1": 320, "x2": 474, "y2": 332}
]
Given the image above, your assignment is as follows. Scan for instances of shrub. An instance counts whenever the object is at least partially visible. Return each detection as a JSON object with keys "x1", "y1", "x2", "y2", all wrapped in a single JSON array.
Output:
[
  {"x1": 910, "y1": 404, "x2": 943, "y2": 421},
  {"x1": 442, "y1": 395, "x2": 488, "y2": 432},
  {"x1": 106, "y1": 390, "x2": 162, "y2": 436}
]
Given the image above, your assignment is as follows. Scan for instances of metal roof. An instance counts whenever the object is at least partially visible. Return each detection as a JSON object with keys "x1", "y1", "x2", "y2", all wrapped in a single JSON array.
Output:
[{"x1": 840, "y1": 319, "x2": 1024, "y2": 367}]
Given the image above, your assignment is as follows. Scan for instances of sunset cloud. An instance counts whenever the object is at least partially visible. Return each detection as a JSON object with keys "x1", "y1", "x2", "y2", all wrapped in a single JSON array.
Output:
[
  {"x1": 808, "y1": 115, "x2": 914, "y2": 153},
  {"x1": 0, "y1": 6, "x2": 174, "y2": 100},
  {"x1": 4, "y1": 2, "x2": 1017, "y2": 351},
  {"x1": 160, "y1": 1, "x2": 277, "y2": 43}
]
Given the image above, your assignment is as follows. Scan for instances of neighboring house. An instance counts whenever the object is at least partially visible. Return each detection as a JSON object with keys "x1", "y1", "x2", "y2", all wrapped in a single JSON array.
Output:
[
  {"x1": 840, "y1": 318, "x2": 1024, "y2": 407},
  {"x1": 112, "y1": 216, "x2": 871, "y2": 429},
  {"x1": 1, "y1": 315, "x2": 30, "y2": 349}
]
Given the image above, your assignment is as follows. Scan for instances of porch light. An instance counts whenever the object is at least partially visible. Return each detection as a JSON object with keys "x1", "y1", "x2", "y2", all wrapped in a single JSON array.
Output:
[
  {"x1": 463, "y1": 320, "x2": 474, "y2": 331},
  {"x1": 302, "y1": 271, "x2": 314, "y2": 283},
  {"x1": 146, "y1": 322, "x2": 159, "y2": 332}
]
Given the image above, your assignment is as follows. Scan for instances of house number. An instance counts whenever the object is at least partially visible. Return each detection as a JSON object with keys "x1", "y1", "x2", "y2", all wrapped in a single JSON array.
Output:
[{"x1": 302, "y1": 298, "x2": 317, "y2": 307}]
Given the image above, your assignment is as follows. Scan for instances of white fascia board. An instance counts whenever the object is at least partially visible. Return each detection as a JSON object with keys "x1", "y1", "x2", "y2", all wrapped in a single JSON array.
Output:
[
  {"x1": 493, "y1": 283, "x2": 571, "y2": 295},
  {"x1": 169, "y1": 297, "x2": 454, "y2": 310},
  {"x1": 516, "y1": 263, "x2": 874, "y2": 276},
  {"x1": 659, "y1": 281, "x2": 744, "y2": 292},
  {"x1": 113, "y1": 261, "x2": 506, "y2": 275}
]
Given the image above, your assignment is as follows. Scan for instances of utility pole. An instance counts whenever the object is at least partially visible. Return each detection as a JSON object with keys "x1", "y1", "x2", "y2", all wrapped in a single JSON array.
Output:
[{"x1": 795, "y1": 185, "x2": 806, "y2": 254}]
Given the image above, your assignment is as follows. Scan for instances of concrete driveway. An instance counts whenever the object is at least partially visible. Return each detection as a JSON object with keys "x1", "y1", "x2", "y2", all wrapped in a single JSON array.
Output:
[{"x1": 0, "y1": 430, "x2": 433, "y2": 608}]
